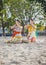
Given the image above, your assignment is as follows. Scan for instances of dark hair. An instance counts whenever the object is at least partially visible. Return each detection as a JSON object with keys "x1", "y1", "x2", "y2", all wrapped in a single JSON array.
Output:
[
  {"x1": 16, "y1": 19, "x2": 20, "y2": 23},
  {"x1": 30, "y1": 18, "x2": 35, "y2": 24},
  {"x1": 30, "y1": 18, "x2": 34, "y2": 21}
]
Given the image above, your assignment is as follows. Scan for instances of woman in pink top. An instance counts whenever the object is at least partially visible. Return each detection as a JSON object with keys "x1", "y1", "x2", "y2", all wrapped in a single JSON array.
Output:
[{"x1": 5, "y1": 20, "x2": 23, "y2": 43}]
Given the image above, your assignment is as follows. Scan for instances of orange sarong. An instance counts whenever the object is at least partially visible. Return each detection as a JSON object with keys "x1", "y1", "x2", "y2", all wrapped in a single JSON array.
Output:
[{"x1": 12, "y1": 31, "x2": 21, "y2": 38}]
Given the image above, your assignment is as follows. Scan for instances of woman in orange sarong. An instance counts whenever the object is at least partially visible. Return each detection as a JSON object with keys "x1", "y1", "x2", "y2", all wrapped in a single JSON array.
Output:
[
  {"x1": 4, "y1": 20, "x2": 23, "y2": 43},
  {"x1": 10, "y1": 19, "x2": 23, "y2": 42}
]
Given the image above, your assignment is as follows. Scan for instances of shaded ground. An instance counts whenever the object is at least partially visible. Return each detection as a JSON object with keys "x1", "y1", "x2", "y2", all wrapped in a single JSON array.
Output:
[{"x1": 0, "y1": 36, "x2": 46, "y2": 65}]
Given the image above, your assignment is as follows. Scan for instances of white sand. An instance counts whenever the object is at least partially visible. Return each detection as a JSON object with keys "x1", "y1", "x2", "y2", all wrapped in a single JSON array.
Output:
[{"x1": 0, "y1": 36, "x2": 46, "y2": 65}]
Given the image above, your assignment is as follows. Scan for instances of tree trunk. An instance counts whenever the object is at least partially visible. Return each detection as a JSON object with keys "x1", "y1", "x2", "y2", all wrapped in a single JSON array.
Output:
[
  {"x1": 21, "y1": 21, "x2": 24, "y2": 36},
  {"x1": 0, "y1": 0, "x2": 5, "y2": 36},
  {"x1": 2, "y1": 20, "x2": 5, "y2": 36}
]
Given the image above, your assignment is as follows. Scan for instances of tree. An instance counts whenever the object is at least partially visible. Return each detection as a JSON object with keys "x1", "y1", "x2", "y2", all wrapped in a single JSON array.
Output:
[
  {"x1": 3, "y1": 0, "x2": 45, "y2": 23},
  {"x1": 1, "y1": 0, "x2": 46, "y2": 34},
  {"x1": 0, "y1": 0, "x2": 5, "y2": 35}
]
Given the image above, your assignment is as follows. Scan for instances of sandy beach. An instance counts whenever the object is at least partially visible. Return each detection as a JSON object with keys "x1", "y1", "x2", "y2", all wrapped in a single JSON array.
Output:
[{"x1": 0, "y1": 36, "x2": 46, "y2": 65}]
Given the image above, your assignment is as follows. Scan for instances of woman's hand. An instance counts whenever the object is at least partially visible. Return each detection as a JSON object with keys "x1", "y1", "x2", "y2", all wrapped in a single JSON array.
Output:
[
  {"x1": 10, "y1": 25, "x2": 15, "y2": 30},
  {"x1": 9, "y1": 26, "x2": 11, "y2": 29},
  {"x1": 24, "y1": 25, "x2": 28, "y2": 29}
]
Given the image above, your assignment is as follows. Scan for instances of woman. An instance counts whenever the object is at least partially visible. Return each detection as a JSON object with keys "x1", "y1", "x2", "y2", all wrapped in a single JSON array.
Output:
[
  {"x1": 5, "y1": 19, "x2": 23, "y2": 43},
  {"x1": 24, "y1": 19, "x2": 37, "y2": 42}
]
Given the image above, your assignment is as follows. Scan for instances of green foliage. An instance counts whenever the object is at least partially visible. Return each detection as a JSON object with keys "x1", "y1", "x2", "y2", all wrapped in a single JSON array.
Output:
[{"x1": 1, "y1": 0, "x2": 46, "y2": 30}]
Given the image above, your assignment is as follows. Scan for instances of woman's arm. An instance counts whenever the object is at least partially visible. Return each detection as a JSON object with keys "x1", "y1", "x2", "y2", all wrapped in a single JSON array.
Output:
[
  {"x1": 31, "y1": 23, "x2": 36, "y2": 29},
  {"x1": 16, "y1": 22, "x2": 23, "y2": 29},
  {"x1": 18, "y1": 25, "x2": 23, "y2": 30},
  {"x1": 24, "y1": 25, "x2": 28, "y2": 29},
  {"x1": 10, "y1": 25, "x2": 15, "y2": 30}
]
